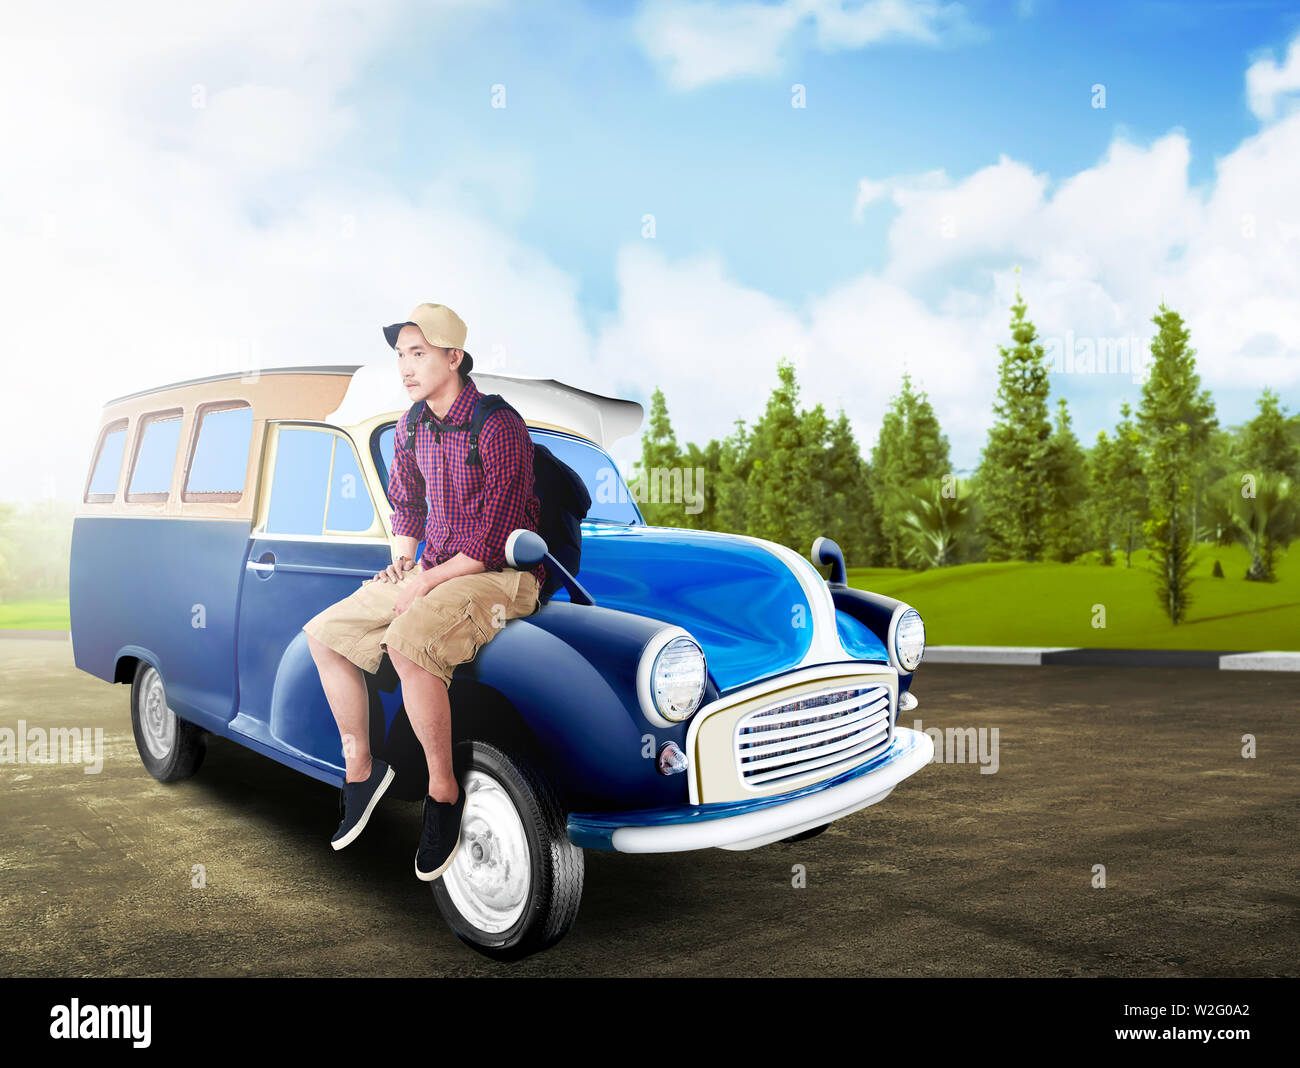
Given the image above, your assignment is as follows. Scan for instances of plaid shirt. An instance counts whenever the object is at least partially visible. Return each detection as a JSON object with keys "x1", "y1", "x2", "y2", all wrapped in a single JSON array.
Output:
[{"x1": 389, "y1": 378, "x2": 547, "y2": 592}]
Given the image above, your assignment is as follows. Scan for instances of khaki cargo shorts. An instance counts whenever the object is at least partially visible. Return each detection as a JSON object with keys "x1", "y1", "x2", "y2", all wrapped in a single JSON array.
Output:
[{"x1": 302, "y1": 564, "x2": 540, "y2": 689}]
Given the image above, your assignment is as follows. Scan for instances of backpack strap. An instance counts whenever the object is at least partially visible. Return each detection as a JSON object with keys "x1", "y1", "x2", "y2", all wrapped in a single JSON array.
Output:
[
  {"x1": 401, "y1": 393, "x2": 518, "y2": 464},
  {"x1": 464, "y1": 393, "x2": 515, "y2": 467},
  {"x1": 402, "y1": 400, "x2": 428, "y2": 453}
]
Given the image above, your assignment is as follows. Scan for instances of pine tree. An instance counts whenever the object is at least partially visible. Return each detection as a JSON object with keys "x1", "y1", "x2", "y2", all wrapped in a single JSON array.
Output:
[
  {"x1": 870, "y1": 372, "x2": 953, "y2": 567},
  {"x1": 746, "y1": 360, "x2": 806, "y2": 546},
  {"x1": 1137, "y1": 304, "x2": 1218, "y2": 624},
  {"x1": 973, "y1": 286, "x2": 1054, "y2": 561},
  {"x1": 822, "y1": 409, "x2": 879, "y2": 566},
  {"x1": 677, "y1": 439, "x2": 719, "y2": 530},
  {"x1": 1240, "y1": 388, "x2": 1299, "y2": 479},
  {"x1": 624, "y1": 364, "x2": 880, "y2": 563},
  {"x1": 1108, "y1": 402, "x2": 1148, "y2": 566},
  {"x1": 629, "y1": 387, "x2": 684, "y2": 526},
  {"x1": 1086, "y1": 430, "x2": 1116, "y2": 564},
  {"x1": 714, "y1": 416, "x2": 752, "y2": 534},
  {"x1": 1043, "y1": 397, "x2": 1089, "y2": 561}
]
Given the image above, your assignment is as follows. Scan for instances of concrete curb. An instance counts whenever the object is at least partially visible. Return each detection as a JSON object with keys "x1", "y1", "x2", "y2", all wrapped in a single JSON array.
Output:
[
  {"x1": 927, "y1": 645, "x2": 1300, "y2": 672},
  {"x1": 923, "y1": 646, "x2": 1073, "y2": 665}
]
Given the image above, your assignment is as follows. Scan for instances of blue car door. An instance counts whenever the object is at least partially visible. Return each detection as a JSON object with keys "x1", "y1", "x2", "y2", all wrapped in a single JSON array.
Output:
[{"x1": 232, "y1": 422, "x2": 394, "y2": 779}]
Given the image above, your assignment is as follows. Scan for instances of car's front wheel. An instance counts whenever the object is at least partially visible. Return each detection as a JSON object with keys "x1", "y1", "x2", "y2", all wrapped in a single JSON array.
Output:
[
  {"x1": 431, "y1": 740, "x2": 583, "y2": 960},
  {"x1": 130, "y1": 661, "x2": 206, "y2": 782}
]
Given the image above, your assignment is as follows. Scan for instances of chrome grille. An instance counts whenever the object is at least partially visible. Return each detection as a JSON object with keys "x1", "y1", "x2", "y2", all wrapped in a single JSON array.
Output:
[{"x1": 734, "y1": 684, "x2": 893, "y2": 790}]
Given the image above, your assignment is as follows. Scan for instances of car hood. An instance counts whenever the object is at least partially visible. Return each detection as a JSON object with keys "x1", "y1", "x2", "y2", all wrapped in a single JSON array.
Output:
[{"x1": 564, "y1": 523, "x2": 889, "y2": 691}]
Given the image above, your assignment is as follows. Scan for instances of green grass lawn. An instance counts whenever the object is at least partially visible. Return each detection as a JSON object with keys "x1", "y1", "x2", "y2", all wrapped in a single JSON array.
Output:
[
  {"x1": 848, "y1": 543, "x2": 1300, "y2": 651},
  {"x1": 0, "y1": 599, "x2": 71, "y2": 630},
  {"x1": 5, "y1": 542, "x2": 1297, "y2": 650}
]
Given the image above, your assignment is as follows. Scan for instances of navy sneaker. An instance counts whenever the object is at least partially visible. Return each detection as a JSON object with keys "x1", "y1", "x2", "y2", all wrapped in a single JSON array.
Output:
[
  {"x1": 331, "y1": 757, "x2": 396, "y2": 851},
  {"x1": 415, "y1": 784, "x2": 466, "y2": 881}
]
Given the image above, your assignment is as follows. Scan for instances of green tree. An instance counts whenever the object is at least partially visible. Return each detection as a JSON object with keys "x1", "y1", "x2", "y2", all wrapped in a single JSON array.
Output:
[
  {"x1": 714, "y1": 416, "x2": 753, "y2": 534},
  {"x1": 870, "y1": 372, "x2": 952, "y2": 567},
  {"x1": 1107, "y1": 402, "x2": 1148, "y2": 566},
  {"x1": 745, "y1": 359, "x2": 812, "y2": 547},
  {"x1": 621, "y1": 364, "x2": 882, "y2": 565},
  {"x1": 1043, "y1": 397, "x2": 1090, "y2": 562},
  {"x1": 0, "y1": 499, "x2": 74, "y2": 601},
  {"x1": 1137, "y1": 304, "x2": 1218, "y2": 623},
  {"x1": 1207, "y1": 471, "x2": 1299, "y2": 582},
  {"x1": 1239, "y1": 388, "x2": 1300, "y2": 480},
  {"x1": 973, "y1": 287, "x2": 1054, "y2": 561},
  {"x1": 820, "y1": 409, "x2": 879, "y2": 566},
  {"x1": 629, "y1": 387, "x2": 684, "y2": 526},
  {"x1": 1086, "y1": 430, "x2": 1116, "y2": 564},
  {"x1": 678, "y1": 439, "x2": 721, "y2": 530},
  {"x1": 1201, "y1": 425, "x2": 1239, "y2": 543},
  {"x1": 898, "y1": 477, "x2": 972, "y2": 569}
]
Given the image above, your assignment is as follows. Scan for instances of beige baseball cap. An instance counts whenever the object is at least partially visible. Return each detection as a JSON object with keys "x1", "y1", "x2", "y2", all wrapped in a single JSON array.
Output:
[{"x1": 383, "y1": 303, "x2": 473, "y2": 373}]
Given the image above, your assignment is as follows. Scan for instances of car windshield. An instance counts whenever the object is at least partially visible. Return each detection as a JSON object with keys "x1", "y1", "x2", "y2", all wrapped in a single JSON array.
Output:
[{"x1": 372, "y1": 423, "x2": 644, "y2": 525}]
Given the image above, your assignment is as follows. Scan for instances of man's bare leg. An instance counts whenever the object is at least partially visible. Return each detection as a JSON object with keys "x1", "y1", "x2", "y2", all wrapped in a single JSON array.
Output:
[
  {"x1": 387, "y1": 645, "x2": 459, "y2": 803},
  {"x1": 305, "y1": 632, "x2": 373, "y2": 784}
]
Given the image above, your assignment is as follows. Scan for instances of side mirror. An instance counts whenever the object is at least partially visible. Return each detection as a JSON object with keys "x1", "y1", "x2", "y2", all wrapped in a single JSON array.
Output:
[
  {"x1": 505, "y1": 529, "x2": 547, "y2": 569},
  {"x1": 811, "y1": 536, "x2": 847, "y2": 586},
  {"x1": 504, "y1": 528, "x2": 596, "y2": 607}
]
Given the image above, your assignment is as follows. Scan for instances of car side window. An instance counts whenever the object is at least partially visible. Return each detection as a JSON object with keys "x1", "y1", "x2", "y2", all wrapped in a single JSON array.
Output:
[
  {"x1": 127, "y1": 408, "x2": 184, "y2": 502},
  {"x1": 185, "y1": 402, "x2": 253, "y2": 501},
  {"x1": 326, "y1": 436, "x2": 374, "y2": 532},
  {"x1": 376, "y1": 425, "x2": 395, "y2": 495},
  {"x1": 85, "y1": 420, "x2": 128, "y2": 502},
  {"x1": 265, "y1": 425, "x2": 375, "y2": 536},
  {"x1": 533, "y1": 432, "x2": 644, "y2": 524}
]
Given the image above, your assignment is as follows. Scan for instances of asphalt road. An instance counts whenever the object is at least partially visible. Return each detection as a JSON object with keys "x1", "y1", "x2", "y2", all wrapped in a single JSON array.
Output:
[{"x1": 1, "y1": 638, "x2": 1296, "y2": 977}]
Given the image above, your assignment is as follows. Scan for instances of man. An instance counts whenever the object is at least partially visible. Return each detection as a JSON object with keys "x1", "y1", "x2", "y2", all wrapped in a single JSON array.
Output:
[{"x1": 302, "y1": 302, "x2": 546, "y2": 881}]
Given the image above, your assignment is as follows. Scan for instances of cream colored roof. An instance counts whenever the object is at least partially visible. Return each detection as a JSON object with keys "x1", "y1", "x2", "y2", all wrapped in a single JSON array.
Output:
[{"x1": 326, "y1": 363, "x2": 644, "y2": 449}]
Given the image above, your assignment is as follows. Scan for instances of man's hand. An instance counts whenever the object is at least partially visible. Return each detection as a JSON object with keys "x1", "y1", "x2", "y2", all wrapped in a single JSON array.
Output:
[
  {"x1": 368, "y1": 555, "x2": 416, "y2": 584},
  {"x1": 392, "y1": 568, "x2": 437, "y2": 616}
]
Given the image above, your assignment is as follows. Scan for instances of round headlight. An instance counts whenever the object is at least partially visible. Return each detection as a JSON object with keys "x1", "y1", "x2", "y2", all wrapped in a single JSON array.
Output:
[
  {"x1": 649, "y1": 636, "x2": 707, "y2": 724},
  {"x1": 894, "y1": 608, "x2": 926, "y2": 672}
]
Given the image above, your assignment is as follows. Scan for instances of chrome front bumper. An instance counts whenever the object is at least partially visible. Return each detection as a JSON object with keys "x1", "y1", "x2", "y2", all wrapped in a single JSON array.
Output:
[{"x1": 566, "y1": 727, "x2": 934, "y2": 853}]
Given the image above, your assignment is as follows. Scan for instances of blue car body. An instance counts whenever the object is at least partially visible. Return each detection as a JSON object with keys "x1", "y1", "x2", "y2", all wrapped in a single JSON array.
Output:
[{"x1": 71, "y1": 365, "x2": 933, "y2": 855}]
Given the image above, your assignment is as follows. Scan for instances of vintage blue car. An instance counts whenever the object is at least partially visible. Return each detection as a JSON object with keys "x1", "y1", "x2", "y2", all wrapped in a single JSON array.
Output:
[{"x1": 70, "y1": 362, "x2": 933, "y2": 959}]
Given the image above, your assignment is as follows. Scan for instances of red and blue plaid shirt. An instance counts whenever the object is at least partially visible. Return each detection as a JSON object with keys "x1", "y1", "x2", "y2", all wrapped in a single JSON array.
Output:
[{"x1": 389, "y1": 377, "x2": 547, "y2": 592}]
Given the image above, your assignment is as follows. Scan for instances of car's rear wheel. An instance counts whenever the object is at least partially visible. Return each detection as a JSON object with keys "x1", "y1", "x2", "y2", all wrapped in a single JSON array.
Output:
[
  {"x1": 431, "y1": 740, "x2": 583, "y2": 960},
  {"x1": 130, "y1": 662, "x2": 206, "y2": 782}
]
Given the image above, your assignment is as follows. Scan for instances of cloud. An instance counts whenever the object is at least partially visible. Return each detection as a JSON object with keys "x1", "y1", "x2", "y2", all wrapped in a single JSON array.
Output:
[
  {"x1": 6, "y1": 4, "x2": 1300, "y2": 506},
  {"x1": 846, "y1": 114, "x2": 1300, "y2": 406},
  {"x1": 1246, "y1": 33, "x2": 1300, "y2": 122},
  {"x1": 591, "y1": 235, "x2": 1011, "y2": 478},
  {"x1": 635, "y1": 0, "x2": 978, "y2": 90},
  {"x1": 608, "y1": 44, "x2": 1300, "y2": 472},
  {"x1": 0, "y1": 0, "x2": 581, "y2": 502}
]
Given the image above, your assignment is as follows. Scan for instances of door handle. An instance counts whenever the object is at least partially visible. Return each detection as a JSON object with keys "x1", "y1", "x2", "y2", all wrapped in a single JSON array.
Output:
[{"x1": 246, "y1": 551, "x2": 276, "y2": 576}]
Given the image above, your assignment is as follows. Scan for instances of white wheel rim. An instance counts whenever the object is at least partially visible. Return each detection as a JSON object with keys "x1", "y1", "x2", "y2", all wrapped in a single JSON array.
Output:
[
  {"x1": 140, "y1": 666, "x2": 176, "y2": 760},
  {"x1": 441, "y1": 769, "x2": 532, "y2": 934}
]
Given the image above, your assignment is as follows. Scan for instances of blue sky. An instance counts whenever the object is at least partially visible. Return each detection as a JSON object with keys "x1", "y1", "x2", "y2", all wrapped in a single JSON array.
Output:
[
  {"x1": 3, "y1": 0, "x2": 1300, "y2": 498},
  {"x1": 352, "y1": 0, "x2": 1298, "y2": 314}
]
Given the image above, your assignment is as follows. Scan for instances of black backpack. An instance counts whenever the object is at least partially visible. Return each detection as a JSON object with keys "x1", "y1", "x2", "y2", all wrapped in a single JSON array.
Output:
[{"x1": 399, "y1": 393, "x2": 591, "y2": 603}]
